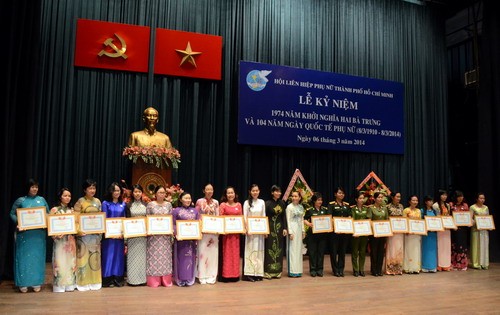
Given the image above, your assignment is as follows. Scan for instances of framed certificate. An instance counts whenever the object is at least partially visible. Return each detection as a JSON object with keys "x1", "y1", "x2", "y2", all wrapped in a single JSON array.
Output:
[
  {"x1": 333, "y1": 217, "x2": 354, "y2": 234},
  {"x1": 105, "y1": 218, "x2": 124, "y2": 238},
  {"x1": 441, "y1": 216, "x2": 457, "y2": 230},
  {"x1": 353, "y1": 220, "x2": 372, "y2": 236},
  {"x1": 201, "y1": 215, "x2": 225, "y2": 234},
  {"x1": 147, "y1": 215, "x2": 173, "y2": 235},
  {"x1": 408, "y1": 219, "x2": 427, "y2": 235},
  {"x1": 371, "y1": 220, "x2": 393, "y2": 237},
  {"x1": 176, "y1": 220, "x2": 202, "y2": 240},
  {"x1": 79, "y1": 212, "x2": 106, "y2": 234},
  {"x1": 223, "y1": 216, "x2": 246, "y2": 234},
  {"x1": 389, "y1": 217, "x2": 408, "y2": 234},
  {"x1": 123, "y1": 217, "x2": 147, "y2": 238},
  {"x1": 16, "y1": 207, "x2": 47, "y2": 230},
  {"x1": 425, "y1": 216, "x2": 444, "y2": 232},
  {"x1": 47, "y1": 214, "x2": 77, "y2": 236},
  {"x1": 475, "y1": 215, "x2": 496, "y2": 230},
  {"x1": 247, "y1": 217, "x2": 270, "y2": 235},
  {"x1": 453, "y1": 212, "x2": 472, "y2": 227},
  {"x1": 311, "y1": 215, "x2": 333, "y2": 234}
]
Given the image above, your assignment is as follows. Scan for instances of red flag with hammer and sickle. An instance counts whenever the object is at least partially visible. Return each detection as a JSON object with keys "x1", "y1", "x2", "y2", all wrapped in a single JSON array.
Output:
[{"x1": 74, "y1": 19, "x2": 150, "y2": 73}]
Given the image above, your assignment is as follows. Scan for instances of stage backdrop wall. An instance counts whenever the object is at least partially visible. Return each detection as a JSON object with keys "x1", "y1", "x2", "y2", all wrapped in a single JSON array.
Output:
[{"x1": 1, "y1": 0, "x2": 457, "y2": 278}]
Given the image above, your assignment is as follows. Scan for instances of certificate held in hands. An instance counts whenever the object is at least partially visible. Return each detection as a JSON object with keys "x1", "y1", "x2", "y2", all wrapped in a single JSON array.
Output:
[
  {"x1": 79, "y1": 212, "x2": 106, "y2": 234},
  {"x1": 176, "y1": 220, "x2": 202, "y2": 240},
  {"x1": 223, "y1": 216, "x2": 245, "y2": 234},
  {"x1": 372, "y1": 220, "x2": 393, "y2": 237},
  {"x1": 147, "y1": 215, "x2": 173, "y2": 235},
  {"x1": 425, "y1": 216, "x2": 444, "y2": 232},
  {"x1": 47, "y1": 213, "x2": 77, "y2": 236},
  {"x1": 453, "y1": 212, "x2": 472, "y2": 227},
  {"x1": 123, "y1": 217, "x2": 147, "y2": 238},
  {"x1": 246, "y1": 216, "x2": 270, "y2": 235},
  {"x1": 105, "y1": 218, "x2": 124, "y2": 238},
  {"x1": 475, "y1": 215, "x2": 495, "y2": 230},
  {"x1": 17, "y1": 207, "x2": 47, "y2": 230},
  {"x1": 201, "y1": 215, "x2": 225, "y2": 234},
  {"x1": 311, "y1": 215, "x2": 333, "y2": 234},
  {"x1": 389, "y1": 217, "x2": 408, "y2": 234},
  {"x1": 333, "y1": 217, "x2": 354, "y2": 234},
  {"x1": 353, "y1": 220, "x2": 372, "y2": 236},
  {"x1": 408, "y1": 219, "x2": 427, "y2": 235}
]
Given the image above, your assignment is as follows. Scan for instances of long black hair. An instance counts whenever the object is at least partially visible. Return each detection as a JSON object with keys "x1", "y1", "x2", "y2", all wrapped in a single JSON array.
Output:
[{"x1": 247, "y1": 184, "x2": 259, "y2": 207}]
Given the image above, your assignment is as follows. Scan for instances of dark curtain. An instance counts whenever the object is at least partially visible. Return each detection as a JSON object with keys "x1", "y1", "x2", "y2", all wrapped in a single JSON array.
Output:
[
  {"x1": 0, "y1": 0, "x2": 41, "y2": 280},
  {"x1": 1, "y1": 0, "x2": 456, "y2": 279},
  {"x1": 477, "y1": 0, "x2": 500, "y2": 261}
]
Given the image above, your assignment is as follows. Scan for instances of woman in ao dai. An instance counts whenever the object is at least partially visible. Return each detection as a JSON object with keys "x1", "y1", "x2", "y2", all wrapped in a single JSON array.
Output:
[
  {"x1": 421, "y1": 196, "x2": 438, "y2": 273},
  {"x1": 195, "y1": 184, "x2": 219, "y2": 284},
  {"x1": 285, "y1": 191, "x2": 305, "y2": 277},
  {"x1": 50, "y1": 188, "x2": 77, "y2": 293},
  {"x1": 74, "y1": 179, "x2": 102, "y2": 291},
  {"x1": 125, "y1": 184, "x2": 147, "y2": 286},
  {"x1": 243, "y1": 184, "x2": 266, "y2": 281},
  {"x1": 470, "y1": 193, "x2": 490, "y2": 269},
  {"x1": 172, "y1": 192, "x2": 200, "y2": 287},
  {"x1": 432, "y1": 190, "x2": 452, "y2": 271},
  {"x1": 385, "y1": 192, "x2": 404, "y2": 275},
  {"x1": 101, "y1": 182, "x2": 126, "y2": 287},
  {"x1": 450, "y1": 191, "x2": 471, "y2": 270},
  {"x1": 146, "y1": 185, "x2": 173, "y2": 287},
  {"x1": 10, "y1": 179, "x2": 49, "y2": 293},
  {"x1": 219, "y1": 187, "x2": 243, "y2": 282},
  {"x1": 402, "y1": 195, "x2": 421, "y2": 274}
]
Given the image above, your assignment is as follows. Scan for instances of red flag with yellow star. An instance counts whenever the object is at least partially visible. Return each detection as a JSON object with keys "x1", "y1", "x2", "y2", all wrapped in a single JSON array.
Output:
[{"x1": 154, "y1": 28, "x2": 222, "y2": 80}]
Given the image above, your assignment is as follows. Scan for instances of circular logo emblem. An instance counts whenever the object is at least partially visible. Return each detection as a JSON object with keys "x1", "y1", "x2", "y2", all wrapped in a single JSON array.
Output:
[{"x1": 246, "y1": 70, "x2": 272, "y2": 91}]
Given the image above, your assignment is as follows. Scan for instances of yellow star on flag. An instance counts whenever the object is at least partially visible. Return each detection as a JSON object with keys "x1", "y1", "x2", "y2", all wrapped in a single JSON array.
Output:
[{"x1": 175, "y1": 41, "x2": 202, "y2": 68}]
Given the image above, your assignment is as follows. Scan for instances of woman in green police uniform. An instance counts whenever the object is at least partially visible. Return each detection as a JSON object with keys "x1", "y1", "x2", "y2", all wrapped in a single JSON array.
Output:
[
  {"x1": 369, "y1": 192, "x2": 389, "y2": 276},
  {"x1": 351, "y1": 192, "x2": 370, "y2": 277}
]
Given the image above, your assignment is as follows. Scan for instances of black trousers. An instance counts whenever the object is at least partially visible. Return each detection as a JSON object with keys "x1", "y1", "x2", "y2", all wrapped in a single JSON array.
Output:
[
  {"x1": 329, "y1": 233, "x2": 350, "y2": 274},
  {"x1": 370, "y1": 237, "x2": 386, "y2": 275},
  {"x1": 307, "y1": 234, "x2": 327, "y2": 274}
]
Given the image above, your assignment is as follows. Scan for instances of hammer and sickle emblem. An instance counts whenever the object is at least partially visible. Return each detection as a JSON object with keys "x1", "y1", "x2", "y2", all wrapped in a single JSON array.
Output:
[{"x1": 98, "y1": 33, "x2": 128, "y2": 59}]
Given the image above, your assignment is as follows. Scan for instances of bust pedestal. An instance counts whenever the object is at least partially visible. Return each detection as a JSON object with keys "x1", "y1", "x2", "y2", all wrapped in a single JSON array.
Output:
[{"x1": 132, "y1": 159, "x2": 172, "y2": 199}]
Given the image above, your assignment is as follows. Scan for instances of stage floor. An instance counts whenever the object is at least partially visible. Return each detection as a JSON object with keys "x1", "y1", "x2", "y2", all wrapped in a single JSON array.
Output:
[{"x1": 1, "y1": 256, "x2": 499, "y2": 314}]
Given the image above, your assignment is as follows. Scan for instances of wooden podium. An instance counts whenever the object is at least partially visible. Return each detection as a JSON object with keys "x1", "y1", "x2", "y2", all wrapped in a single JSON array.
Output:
[{"x1": 131, "y1": 159, "x2": 172, "y2": 199}]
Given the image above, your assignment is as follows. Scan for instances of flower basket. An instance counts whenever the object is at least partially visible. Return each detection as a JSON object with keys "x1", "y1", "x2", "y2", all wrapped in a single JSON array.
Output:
[
  {"x1": 356, "y1": 171, "x2": 391, "y2": 205},
  {"x1": 122, "y1": 145, "x2": 181, "y2": 169}
]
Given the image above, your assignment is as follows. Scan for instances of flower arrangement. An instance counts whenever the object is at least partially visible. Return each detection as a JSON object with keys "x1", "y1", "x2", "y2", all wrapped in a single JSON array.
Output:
[
  {"x1": 122, "y1": 145, "x2": 181, "y2": 169},
  {"x1": 359, "y1": 180, "x2": 390, "y2": 205},
  {"x1": 165, "y1": 184, "x2": 184, "y2": 207},
  {"x1": 356, "y1": 171, "x2": 391, "y2": 205},
  {"x1": 283, "y1": 169, "x2": 314, "y2": 210}
]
